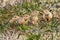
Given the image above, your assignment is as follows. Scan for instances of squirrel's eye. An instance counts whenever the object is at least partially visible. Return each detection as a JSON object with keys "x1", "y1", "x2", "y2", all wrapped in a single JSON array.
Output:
[
  {"x1": 15, "y1": 17, "x2": 17, "y2": 18},
  {"x1": 25, "y1": 16, "x2": 27, "y2": 17},
  {"x1": 25, "y1": 19, "x2": 27, "y2": 21}
]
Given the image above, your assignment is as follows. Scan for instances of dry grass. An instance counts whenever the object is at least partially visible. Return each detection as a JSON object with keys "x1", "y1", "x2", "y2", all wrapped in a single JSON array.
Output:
[{"x1": 0, "y1": 0, "x2": 60, "y2": 40}]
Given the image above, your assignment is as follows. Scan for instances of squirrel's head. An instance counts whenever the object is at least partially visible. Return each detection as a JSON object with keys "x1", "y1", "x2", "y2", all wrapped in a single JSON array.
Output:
[
  {"x1": 9, "y1": 15, "x2": 20, "y2": 23},
  {"x1": 12, "y1": 15, "x2": 20, "y2": 20}
]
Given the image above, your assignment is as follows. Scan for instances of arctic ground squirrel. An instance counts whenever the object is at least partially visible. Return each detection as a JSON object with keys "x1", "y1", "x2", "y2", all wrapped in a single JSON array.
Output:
[
  {"x1": 17, "y1": 14, "x2": 30, "y2": 25},
  {"x1": 30, "y1": 10, "x2": 39, "y2": 26},
  {"x1": 9, "y1": 15, "x2": 25, "y2": 25},
  {"x1": 43, "y1": 9, "x2": 53, "y2": 21},
  {"x1": 9, "y1": 15, "x2": 20, "y2": 23},
  {"x1": 23, "y1": 14, "x2": 30, "y2": 24}
]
